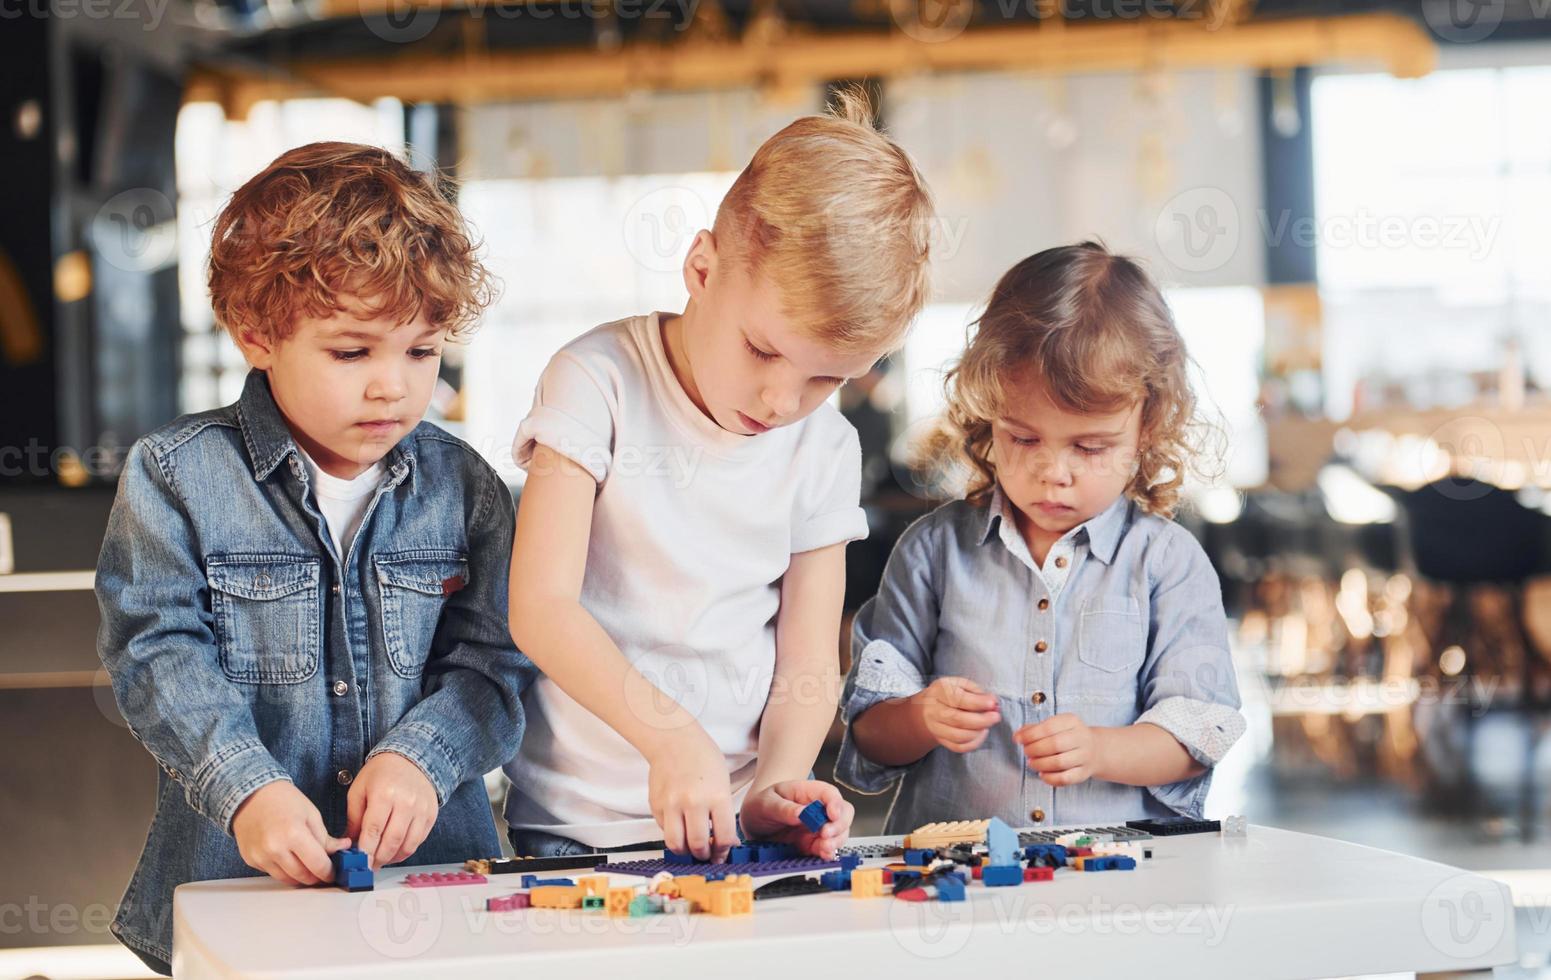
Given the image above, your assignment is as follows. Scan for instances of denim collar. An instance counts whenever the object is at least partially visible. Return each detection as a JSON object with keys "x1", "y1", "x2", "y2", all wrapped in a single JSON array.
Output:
[
  {"x1": 978, "y1": 484, "x2": 1129, "y2": 565},
  {"x1": 235, "y1": 369, "x2": 418, "y2": 492}
]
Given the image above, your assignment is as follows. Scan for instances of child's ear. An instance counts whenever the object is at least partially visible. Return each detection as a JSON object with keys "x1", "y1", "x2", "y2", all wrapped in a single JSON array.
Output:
[
  {"x1": 681, "y1": 229, "x2": 717, "y2": 300},
  {"x1": 232, "y1": 326, "x2": 277, "y2": 370}
]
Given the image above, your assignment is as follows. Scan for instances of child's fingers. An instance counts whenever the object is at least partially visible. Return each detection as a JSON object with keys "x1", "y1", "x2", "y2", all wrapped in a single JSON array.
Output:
[
  {"x1": 683, "y1": 805, "x2": 714, "y2": 860},
  {"x1": 394, "y1": 814, "x2": 429, "y2": 866},
  {"x1": 1021, "y1": 729, "x2": 1080, "y2": 757},
  {"x1": 294, "y1": 834, "x2": 336, "y2": 883},
  {"x1": 943, "y1": 679, "x2": 999, "y2": 713},
  {"x1": 936, "y1": 706, "x2": 1001, "y2": 731},
  {"x1": 345, "y1": 780, "x2": 367, "y2": 846},
  {"x1": 355, "y1": 796, "x2": 390, "y2": 869},
  {"x1": 1038, "y1": 767, "x2": 1089, "y2": 787},
  {"x1": 275, "y1": 849, "x2": 319, "y2": 886},
  {"x1": 1015, "y1": 714, "x2": 1077, "y2": 745},
  {"x1": 373, "y1": 806, "x2": 413, "y2": 870},
  {"x1": 940, "y1": 729, "x2": 990, "y2": 753},
  {"x1": 710, "y1": 801, "x2": 737, "y2": 863},
  {"x1": 659, "y1": 808, "x2": 687, "y2": 856},
  {"x1": 1026, "y1": 748, "x2": 1084, "y2": 772}
]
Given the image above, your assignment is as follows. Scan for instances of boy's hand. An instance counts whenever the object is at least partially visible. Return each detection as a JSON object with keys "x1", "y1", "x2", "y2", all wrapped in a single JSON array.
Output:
[
  {"x1": 646, "y1": 731, "x2": 736, "y2": 862},
  {"x1": 232, "y1": 781, "x2": 351, "y2": 886},
  {"x1": 1015, "y1": 713, "x2": 1104, "y2": 786},
  {"x1": 918, "y1": 676, "x2": 1001, "y2": 753},
  {"x1": 738, "y1": 781, "x2": 854, "y2": 861},
  {"x1": 347, "y1": 752, "x2": 438, "y2": 870}
]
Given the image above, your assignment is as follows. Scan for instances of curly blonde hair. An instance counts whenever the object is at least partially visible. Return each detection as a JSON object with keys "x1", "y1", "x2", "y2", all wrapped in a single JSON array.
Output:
[
  {"x1": 713, "y1": 86, "x2": 935, "y2": 355},
  {"x1": 208, "y1": 141, "x2": 496, "y2": 344},
  {"x1": 929, "y1": 242, "x2": 1218, "y2": 518}
]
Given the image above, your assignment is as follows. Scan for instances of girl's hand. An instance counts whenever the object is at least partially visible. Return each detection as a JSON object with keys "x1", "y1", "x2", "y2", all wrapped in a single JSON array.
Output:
[
  {"x1": 738, "y1": 781, "x2": 854, "y2": 860},
  {"x1": 919, "y1": 676, "x2": 1001, "y2": 753},
  {"x1": 347, "y1": 752, "x2": 439, "y2": 869},
  {"x1": 1015, "y1": 713, "x2": 1106, "y2": 786},
  {"x1": 232, "y1": 781, "x2": 352, "y2": 885},
  {"x1": 646, "y1": 730, "x2": 736, "y2": 861}
]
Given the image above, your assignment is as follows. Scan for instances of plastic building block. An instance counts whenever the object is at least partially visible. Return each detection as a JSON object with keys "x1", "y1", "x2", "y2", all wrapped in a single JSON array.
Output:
[
  {"x1": 331, "y1": 848, "x2": 374, "y2": 893},
  {"x1": 905, "y1": 820, "x2": 989, "y2": 850},
  {"x1": 754, "y1": 875, "x2": 829, "y2": 901},
  {"x1": 820, "y1": 870, "x2": 852, "y2": 891},
  {"x1": 981, "y1": 865, "x2": 1023, "y2": 887},
  {"x1": 755, "y1": 843, "x2": 795, "y2": 863},
  {"x1": 629, "y1": 895, "x2": 661, "y2": 917},
  {"x1": 936, "y1": 877, "x2": 965, "y2": 902},
  {"x1": 896, "y1": 887, "x2": 930, "y2": 902},
  {"x1": 986, "y1": 817, "x2": 1019, "y2": 867},
  {"x1": 1024, "y1": 844, "x2": 1069, "y2": 868},
  {"x1": 530, "y1": 886, "x2": 584, "y2": 909},
  {"x1": 836, "y1": 843, "x2": 901, "y2": 860},
  {"x1": 728, "y1": 845, "x2": 756, "y2": 864},
  {"x1": 1223, "y1": 815, "x2": 1248, "y2": 837},
  {"x1": 664, "y1": 849, "x2": 697, "y2": 865},
  {"x1": 1125, "y1": 817, "x2": 1221, "y2": 836},
  {"x1": 404, "y1": 871, "x2": 487, "y2": 888},
  {"x1": 576, "y1": 875, "x2": 609, "y2": 896},
  {"x1": 1023, "y1": 866, "x2": 1054, "y2": 882},
  {"x1": 1018, "y1": 826, "x2": 1153, "y2": 847},
  {"x1": 487, "y1": 893, "x2": 532, "y2": 912},
  {"x1": 606, "y1": 887, "x2": 635, "y2": 916},
  {"x1": 851, "y1": 868, "x2": 887, "y2": 898},
  {"x1": 601, "y1": 856, "x2": 839, "y2": 879},
  {"x1": 798, "y1": 801, "x2": 830, "y2": 833},
  {"x1": 663, "y1": 898, "x2": 692, "y2": 915},
  {"x1": 582, "y1": 895, "x2": 605, "y2": 910},
  {"x1": 839, "y1": 854, "x2": 862, "y2": 871},
  {"x1": 903, "y1": 848, "x2": 936, "y2": 866},
  {"x1": 707, "y1": 877, "x2": 754, "y2": 916},
  {"x1": 481, "y1": 853, "x2": 611, "y2": 874},
  {"x1": 971, "y1": 865, "x2": 982, "y2": 880}
]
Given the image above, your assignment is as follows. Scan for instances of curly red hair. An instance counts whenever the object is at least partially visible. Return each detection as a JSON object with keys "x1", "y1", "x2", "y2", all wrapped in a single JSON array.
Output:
[{"x1": 208, "y1": 141, "x2": 495, "y2": 344}]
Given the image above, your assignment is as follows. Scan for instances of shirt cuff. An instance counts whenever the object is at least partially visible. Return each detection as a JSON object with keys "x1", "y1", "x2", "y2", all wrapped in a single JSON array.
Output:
[
  {"x1": 834, "y1": 722, "x2": 910, "y2": 796},
  {"x1": 1136, "y1": 695, "x2": 1246, "y2": 768},
  {"x1": 845, "y1": 639, "x2": 927, "y2": 718},
  {"x1": 369, "y1": 722, "x2": 461, "y2": 807},
  {"x1": 792, "y1": 505, "x2": 868, "y2": 554},
  {"x1": 1147, "y1": 769, "x2": 1213, "y2": 818},
  {"x1": 196, "y1": 739, "x2": 292, "y2": 835},
  {"x1": 513, "y1": 408, "x2": 610, "y2": 483}
]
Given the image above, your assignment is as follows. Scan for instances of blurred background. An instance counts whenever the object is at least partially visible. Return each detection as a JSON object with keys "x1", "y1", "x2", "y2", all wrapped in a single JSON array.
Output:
[{"x1": 4, "y1": 0, "x2": 1551, "y2": 975}]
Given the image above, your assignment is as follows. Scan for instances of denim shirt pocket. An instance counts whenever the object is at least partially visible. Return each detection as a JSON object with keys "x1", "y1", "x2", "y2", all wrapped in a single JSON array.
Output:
[
  {"x1": 207, "y1": 555, "x2": 321, "y2": 684},
  {"x1": 375, "y1": 550, "x2": 468, "y2": 678},
  {"x1": 1077, "y1": 595, "x2": 1146, "y2": 682}
]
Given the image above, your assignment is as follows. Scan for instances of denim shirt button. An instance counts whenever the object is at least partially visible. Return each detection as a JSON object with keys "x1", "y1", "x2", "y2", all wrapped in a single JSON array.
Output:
[
  {"x1": 1031, "y1": 691, "x2": 1046, "y2": 705},
  {"x1": 1038, "y1": 598, "x2": 1050, "y2": 611},
  {"x1": 331, "y1": 680, "x2": 349, "y2": 697},
  {"x1": 1031, "y1": 808, "x2": 1045, "y2": 822},
  {"x1": 331, "y1": 584, "x2": 341, "y2": 596},
  {"x1": 1035, "y1": 640, "x2": 1048, "y2": 653},
  {"x1": 336, "y1": 769, "x2": 353, "y2": 786}
]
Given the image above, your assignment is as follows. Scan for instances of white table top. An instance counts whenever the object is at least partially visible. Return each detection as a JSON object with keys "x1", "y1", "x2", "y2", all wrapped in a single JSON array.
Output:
[{"x1": 172, "y1": 825, "x2": 1518, "y2": 979}]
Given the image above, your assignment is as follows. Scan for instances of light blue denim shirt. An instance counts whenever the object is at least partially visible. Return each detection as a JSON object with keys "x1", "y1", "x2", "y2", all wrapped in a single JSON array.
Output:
[
  {"x1": 836, "y1": 487, "x2": 1244, "y2": 835},
  {"x1": 95, "y1": 370, "x2": 533, "y2": 971}
]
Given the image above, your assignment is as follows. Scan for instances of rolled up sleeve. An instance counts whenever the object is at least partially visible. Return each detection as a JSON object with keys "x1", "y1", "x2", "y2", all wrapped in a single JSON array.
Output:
[
  {"x1": 835, "y1": 516, "x2": 941, "y2": 795},
  {"x1": 1137, "y1": 525, "x2": 1246, "y2": 816}
]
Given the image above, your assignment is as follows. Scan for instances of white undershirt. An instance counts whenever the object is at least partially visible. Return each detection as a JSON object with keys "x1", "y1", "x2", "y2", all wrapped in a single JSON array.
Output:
[{"x1": 296, "y1": 446, "x2": 384, "y2": 559}]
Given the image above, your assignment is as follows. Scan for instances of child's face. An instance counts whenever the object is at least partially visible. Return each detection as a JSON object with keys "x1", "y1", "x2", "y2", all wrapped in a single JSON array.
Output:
[
  {"x1": 236, "y1": 298, "x2": 444, "y2": 479},
  {"x1": 679, "y1": 232, "x2": 879, "y2": 436},
  {"x1": 991, "y1": 372, "x2": 1143, "y2": 543}
]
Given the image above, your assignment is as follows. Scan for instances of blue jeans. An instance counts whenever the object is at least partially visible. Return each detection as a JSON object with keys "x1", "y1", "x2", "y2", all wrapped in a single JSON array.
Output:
[{"x1": 507, "y1": 827, "x2": 665, "y2": 858}]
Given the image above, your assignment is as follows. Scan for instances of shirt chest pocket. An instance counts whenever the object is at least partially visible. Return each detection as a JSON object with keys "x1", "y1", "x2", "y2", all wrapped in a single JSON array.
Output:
[
  {"x1": 1077, "y1": 595, "x2": 1146, "y2": 684},
  {"x1": 375, "y1": 551, "x2": 468, "y2": 678},
  {"x1": 207, "y1": 556, "x2": 321, "y2": 685}
]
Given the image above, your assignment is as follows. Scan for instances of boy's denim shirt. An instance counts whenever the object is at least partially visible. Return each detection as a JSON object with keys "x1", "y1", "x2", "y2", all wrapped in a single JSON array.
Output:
[
  {"x1": 836, "y1": 489, "x2": 1245, "y2": 835},
  {"x1": 95, "y1": 370, "x2": 533, "y2": 971}
]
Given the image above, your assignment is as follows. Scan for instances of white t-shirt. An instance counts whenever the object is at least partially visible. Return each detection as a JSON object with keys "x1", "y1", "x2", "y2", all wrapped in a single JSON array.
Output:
[
  {"x1": 297, "y1": 446, "x2": 384, "y2": 559},
  {"x1": 502, "y1": 312, "x2": 868, "y2": 847}
]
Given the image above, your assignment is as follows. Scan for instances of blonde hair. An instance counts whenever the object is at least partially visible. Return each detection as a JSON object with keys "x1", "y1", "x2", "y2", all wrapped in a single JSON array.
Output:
[
  {"x1": 929, "y1": 241, "x2": 1221, "y2": 518},
  {"x1": 209, "y1": 141, "x2": 495, "y2": 345},
  {"x1": 712, "y1": 87, "x2": 935, "y2": 355}
]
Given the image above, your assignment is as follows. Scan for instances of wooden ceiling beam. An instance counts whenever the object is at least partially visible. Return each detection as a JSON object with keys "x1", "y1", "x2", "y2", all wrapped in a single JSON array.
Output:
[{"x1": 186, "y1": 11, "x2": 1435, "y2": 112}]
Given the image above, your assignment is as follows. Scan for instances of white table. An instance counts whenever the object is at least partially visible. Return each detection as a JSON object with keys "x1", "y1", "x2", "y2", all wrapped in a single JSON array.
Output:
[{"x1": 173, "y1": 826, "x2": 1518, "y2": 979}]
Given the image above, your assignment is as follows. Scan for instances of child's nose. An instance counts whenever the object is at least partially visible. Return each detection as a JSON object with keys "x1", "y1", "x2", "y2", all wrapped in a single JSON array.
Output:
[
  {"x1": 367, "y1": 371, "x2": 407, "y2": 402},
  {"x1": 761, "y1": 385, "x2": 800, "y2": 418}
]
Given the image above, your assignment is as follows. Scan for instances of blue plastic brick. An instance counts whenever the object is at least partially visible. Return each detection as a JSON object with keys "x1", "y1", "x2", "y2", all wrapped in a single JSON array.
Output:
[
  {"x1": 1083, "y1": 856, "x2": 1136, "y2": 872},
  {"x1": 820, "y1": 869, "x2": 853, "y2": 891},
  {"x1": 756, "y1": 843, "x2": 795, "y2": 863},
  {"x1": 521, "y1": 874, "x2": 538, "y2": 888},
  {"x1": 981, "y1": 864, "x2": 1023, "y2": 887},
  {"x1": 663, "y1": 849, "x2": 697, "y2": 865},
  {"x1": 331, "y1": 848, "x2": 373, "y2": 892},
  {"x1": 728, "y1": 845, "x2": 756, "y2": 864},
  {"x1": 603, "y1": 856, "x2": 840, "y2": 879},
  {"x1": 839, "y1": 854, "x2": 861, "y2": 871},
  {"x1": 903, "y1": 848, "x2": 936, "y2": 866},
  {"x1": 986, "y1": 817, "x2": 1019, "y2": 867},
  {"x1": 936, "y1": 877, "x2": 965, "y2": 902},
  {"x1": 798, "y1": 800, "x2": 830, "y2": 833},
  {"x1": 1024, "y1": 844, "x2": 1069, "y2": 868}
]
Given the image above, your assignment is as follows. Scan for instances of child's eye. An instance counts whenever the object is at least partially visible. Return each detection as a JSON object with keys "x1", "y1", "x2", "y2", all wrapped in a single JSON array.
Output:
[
  {"x1": 331, "y1": 349, "x2": 368, "y2": 362},
  {"x1": 744, "y1": 340, "x2": 778, "y2": 362},
  {"x1": 1077, "y1": 444, "x2": 1108, "y2": 456},
  {"x1": 1011, "y1": 435, "x2": 1038, "y2": 447},
  {"x1": 410, "y1": 347, "x2": 440, "y2": 360}
]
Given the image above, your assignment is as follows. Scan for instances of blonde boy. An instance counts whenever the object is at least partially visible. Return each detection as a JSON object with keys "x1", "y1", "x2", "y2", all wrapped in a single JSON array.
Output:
[{"x1": 504, "y1": 92, "x2": 935, "y2": 859}]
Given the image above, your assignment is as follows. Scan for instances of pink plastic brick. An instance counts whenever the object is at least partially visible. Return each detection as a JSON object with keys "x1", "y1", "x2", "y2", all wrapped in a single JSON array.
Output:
[
  {"x1": 486, "y1": 893, "x2": 532, "y2": 911},
  {"x1": 404, "y1": 871, "x2": 488, "y2": 888}
]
